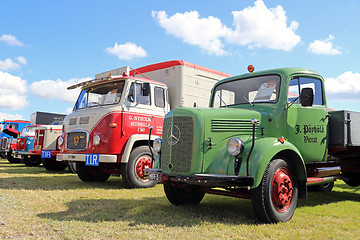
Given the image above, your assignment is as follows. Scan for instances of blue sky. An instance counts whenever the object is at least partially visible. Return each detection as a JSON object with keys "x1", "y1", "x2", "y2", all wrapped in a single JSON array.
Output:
[{"x1": 0, "y1": 0, "x2": 359, "y2": 121}]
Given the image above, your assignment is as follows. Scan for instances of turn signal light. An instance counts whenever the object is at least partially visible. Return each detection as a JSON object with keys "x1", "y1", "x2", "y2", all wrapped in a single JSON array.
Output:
[
  {"x1": 278, "y1": 136, "x2": 285, "y2": 144},
  {"x1": 109, "y1": 123, "x2": 117, "y2": 128}
]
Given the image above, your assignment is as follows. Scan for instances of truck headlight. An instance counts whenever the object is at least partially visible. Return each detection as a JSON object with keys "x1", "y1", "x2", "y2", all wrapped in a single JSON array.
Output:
[
  {"x1": 227, "y1": 137, "x2": 244, "y2": 157},
  {"x1": 153, "y1": 138, "x2": 162, "y2": 153},
  {"x1": 58, "y1": 136, "x2": 64, "y2": 146},
  {"x1": 93, "y1": 135, "x2": 101, "y2": 145}
]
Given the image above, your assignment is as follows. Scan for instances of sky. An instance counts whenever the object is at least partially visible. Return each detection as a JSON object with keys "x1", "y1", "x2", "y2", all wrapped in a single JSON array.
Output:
[{"x1": 0, "y1": 0, "x2": 360, "y2": 121}]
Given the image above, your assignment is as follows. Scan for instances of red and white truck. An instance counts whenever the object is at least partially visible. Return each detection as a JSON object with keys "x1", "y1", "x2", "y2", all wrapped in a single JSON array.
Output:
[
  {"x1": 32, "y1": 124, "x2": 68, "y2": 171},
  {"x1": 56, "y1": 60, "x2": 231, "y2": 188}
]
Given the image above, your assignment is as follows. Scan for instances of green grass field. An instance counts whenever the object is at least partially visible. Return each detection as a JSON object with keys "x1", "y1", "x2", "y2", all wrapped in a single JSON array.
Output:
[{"x1": 0, "y1": 157, "x2": 359, "y2": 239}]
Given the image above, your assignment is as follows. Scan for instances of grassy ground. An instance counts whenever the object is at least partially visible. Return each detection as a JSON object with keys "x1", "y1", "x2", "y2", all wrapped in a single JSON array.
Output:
[{"x1": 0, "y1": 157, "x2": 359, "y2": 240}]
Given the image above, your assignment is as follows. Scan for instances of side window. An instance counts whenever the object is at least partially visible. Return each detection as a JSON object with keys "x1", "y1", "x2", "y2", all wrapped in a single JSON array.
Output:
[
  {"x1": 299, "y1": 77, "x2": 323, "y2": 105},
  {"x1": 288, "y1": 78, "x2": 300, "y2": 103},
  {"x1": 288, "y1": 77, "x2": 323, "y2": 106},
  {"x1": 154, "y1": 87, "x2": 165, "y2": 108},
  {"x1": 128, "y1": 83, "x2": 151, "y2": 105}
]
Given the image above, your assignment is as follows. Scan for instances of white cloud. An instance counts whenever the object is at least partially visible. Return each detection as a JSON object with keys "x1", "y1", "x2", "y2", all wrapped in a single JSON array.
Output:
[
  {"x1": 325, "y1": 71, "x2": 360, "y2": 96},
  {"x1": 0, "y1": 112, "x2": 24, "y2": 121},
  {"x1": 106, "y1": 42, "x2": 147, "y2": 60},
  {"x1": 65, "y1": 107, "x2": 73, "y2": 115},
  {"x1": 227, "y1": 0, "x2": 300, "y2": 51},
  {"x1": 0, "y1": 71, "x2": 28, "y2": 109},
  {"x1": 0, "y1": 34, "x2": 24, "y2": 46},
  {"x1": 16, "y1": 56, "x2": 28, "y2": 65},
  {"x1": 0, "y1": 58, "x2": 21, "y2": 71},
  {"x1": 152, "y1": 10, "x2": 230, "y2": 56},
  {"x1": 152, "y1": 0, "x2": 300, "y2": 55},
  {"x1": 0, "y1": 57, "x2": 28, "y2": 71},
  {"x1": 30, "y1": 77, "x2": 91, "y2": 103},
  {"x1": 308, "y1": 35, "x2": 341, "y2": 55},
  {"x1": 325, "y1": 71, "x2": 360, "y2": 100}
]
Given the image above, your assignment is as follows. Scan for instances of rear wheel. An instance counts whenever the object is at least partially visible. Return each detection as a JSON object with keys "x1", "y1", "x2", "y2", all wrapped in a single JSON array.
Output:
[
  {"x1": 76, "y1": 162, "x2": 111, "y2": 182},
  {"x1": 42, "y1": 157, "x2": 67, "y2": 171},
  {"x1": 251, "y1": 158, "x2": 298, "y2": 223},
  {"x1": 121, "y1": 146, "x2": 157, "y2": 188},
  {"x1": 164, "y1": 184, "x2": 205, "y2": 205},
  {"x1": 22, "y1": 155, "x2": 42, "y2": 167},
  {"x1": 342, "y1": 173, "x2": 360, "y2": 187},
  {"x1": 308, "y1": 181, "x2": 334, "y2": 192}
]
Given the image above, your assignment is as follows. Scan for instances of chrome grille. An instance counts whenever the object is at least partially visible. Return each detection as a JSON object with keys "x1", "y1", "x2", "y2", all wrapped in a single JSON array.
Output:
[
  {"x1": 0, "y1": 138, "x2": 8, "y2": 150},
  {"x1": 211, "y1": 119, "x2": 258, "y2": 134},
  {"x1": 161, "y1": 116, "x2": 194, "y2": 173},
  {"x1": 66, "y1": 131, "x2": 88, "y2": 150}
]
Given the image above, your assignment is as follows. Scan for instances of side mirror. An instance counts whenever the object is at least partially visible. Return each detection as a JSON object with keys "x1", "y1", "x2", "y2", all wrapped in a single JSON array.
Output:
[
  {"x1": 300, "y1": 88, "x2": 314, "y2": 107},
  {"x1": 142, "y1": 83, "x2": 150, "y2": 97}
]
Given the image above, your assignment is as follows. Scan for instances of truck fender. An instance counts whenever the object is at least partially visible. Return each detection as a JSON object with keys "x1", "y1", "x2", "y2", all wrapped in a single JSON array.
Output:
[
  {"x1": 121, "y1": 134, "x2": 159, "y2": 163},
  {"x1": 249, "y1": 137, "x2": 306, "y2": 190}
]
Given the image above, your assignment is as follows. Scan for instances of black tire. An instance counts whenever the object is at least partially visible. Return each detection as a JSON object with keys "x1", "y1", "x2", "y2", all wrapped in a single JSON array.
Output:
[
  {"x1": 6, "y1": 151, "x2": 21, "y2": 163},
  {"x1": 342, "y1": 173, "x2": 360, "y2": 187},
  {"x1": 76, "y1": 162, "x2": 111, "y2": 182},
  {"x1": 41, "y1": 157, "x2": 67, "y2": 171},
  {"x1": 251, "y1": 158, "x2": 298, "y2": 223},
  {"x1": 22, "y1": 155, "x2": 42, "y2": 167},
  {"x1": 308, "y1": 181, "x2": 334, "y2": 192},
  {"x1": 121, "y1": 146, "x2": 157, "y2": 188},
  {"x1": 164, "y1": 183, "x2": 205, "y2": 205}
]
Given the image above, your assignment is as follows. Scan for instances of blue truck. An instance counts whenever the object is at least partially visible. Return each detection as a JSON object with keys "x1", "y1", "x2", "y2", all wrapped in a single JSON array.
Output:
[{"x1": 0, "y1": 120, "x2": 32, "y2": 163}]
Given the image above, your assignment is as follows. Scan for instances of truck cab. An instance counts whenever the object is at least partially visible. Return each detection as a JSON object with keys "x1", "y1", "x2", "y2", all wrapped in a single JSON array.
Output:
[
  {"x1": 57, "y1": 68, "x2": 169, "y2": 188},
  {"x1": 146, "y1": 67, "x2": 360, "y2": 223},
  {"x1": 0, "y1": 120, "x2": 32, "y2": 163}
]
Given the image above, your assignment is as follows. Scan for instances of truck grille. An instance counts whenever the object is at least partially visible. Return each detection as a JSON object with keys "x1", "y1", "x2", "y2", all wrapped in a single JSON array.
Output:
[
  {"x1": 66, "y1": 131, "x2": 88, "y2": 150},
  {"x1": 211, "y1": 119, "x2": 258, "y2": 134},
  {"x1": 161, "y1": 116, "x2": 194, "y2": 173},
  {"x1": 0, "y1": 138, "x2": 8, "y2": 150}
]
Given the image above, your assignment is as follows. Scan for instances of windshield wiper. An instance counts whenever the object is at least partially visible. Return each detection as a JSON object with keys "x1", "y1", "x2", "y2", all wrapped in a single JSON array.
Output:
[
  {"x1": 243, "y1": 96, "x2": 254, "y2": 106},
  {"x1": 217, "y1": 93, "x2": 228, "y2": 108}
]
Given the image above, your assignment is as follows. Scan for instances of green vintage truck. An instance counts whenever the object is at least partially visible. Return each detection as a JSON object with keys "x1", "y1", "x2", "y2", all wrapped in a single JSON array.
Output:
[{"x1": 145, "y1": 66, "x2": 360, "y2": 223}]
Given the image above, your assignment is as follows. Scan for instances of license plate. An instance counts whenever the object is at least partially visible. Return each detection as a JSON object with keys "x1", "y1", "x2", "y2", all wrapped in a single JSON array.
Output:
[
  {"x1": 85, "y1": 154, "x2": 99, "y2": 166},
  {"x1": 41, "y1": 150, "x2": 52, "y2": 158}
]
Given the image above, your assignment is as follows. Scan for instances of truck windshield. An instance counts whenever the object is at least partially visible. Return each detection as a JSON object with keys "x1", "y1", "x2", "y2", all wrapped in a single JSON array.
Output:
[
  {"x1": 73, "y1": 81, "x2": 125, "y2": 110},
  {"x1": 20, "y1": 126, "x2": 36, "y2": 136},
  {"x1": 211, "y1": 75, "x2": 281, "y2": 108}
]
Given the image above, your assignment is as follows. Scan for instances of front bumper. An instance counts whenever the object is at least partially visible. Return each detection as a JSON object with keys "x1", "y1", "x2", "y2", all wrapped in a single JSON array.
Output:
[
  {"x1": 143, "y1": 168, "x2": 254, "y2": 188},
  {"x1": 56, "y1": 153, "x2": 118, "y2": 163}
]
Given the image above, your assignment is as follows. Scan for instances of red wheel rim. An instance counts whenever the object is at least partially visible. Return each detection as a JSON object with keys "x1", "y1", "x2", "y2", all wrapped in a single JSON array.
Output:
[
  {"x1": 271, "y1": 167, "x2": 293, "y2": 213},
  {"x1": 136, "y1": 156, "x2": 152, "y2": 180}
]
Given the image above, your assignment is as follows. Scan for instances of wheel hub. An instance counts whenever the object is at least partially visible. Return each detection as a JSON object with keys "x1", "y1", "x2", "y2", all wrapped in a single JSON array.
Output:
[
  {"x1": 271, "y1": 167, "x2": 293, "y2": 212},
  {"x1": 136, "y1": 156, "x2": 152, "y2": 180}
]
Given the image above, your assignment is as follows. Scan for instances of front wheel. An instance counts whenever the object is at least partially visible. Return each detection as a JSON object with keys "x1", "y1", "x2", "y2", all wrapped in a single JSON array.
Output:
[
  {"x1": 22, "y1": 155, "x2": 42, "y2": 167},
  {"x1": 76, "y1": 162, "x2": 111, "y2": 182},
  {"x1": 164, "y1": 184, "x2": 205, "y2": 205},
  {"x1": 42, "y1": 157, "x2": 67, "y2": 171},
  {"x1": 251, "y1": 158, "x2": 298, "y2": 223},
  {"x1": 6, "y1": 151, "x2": 21, "y2": 163},
  {"x1": 121, "y1": 146, "x2": 157, "y2": 188}
]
